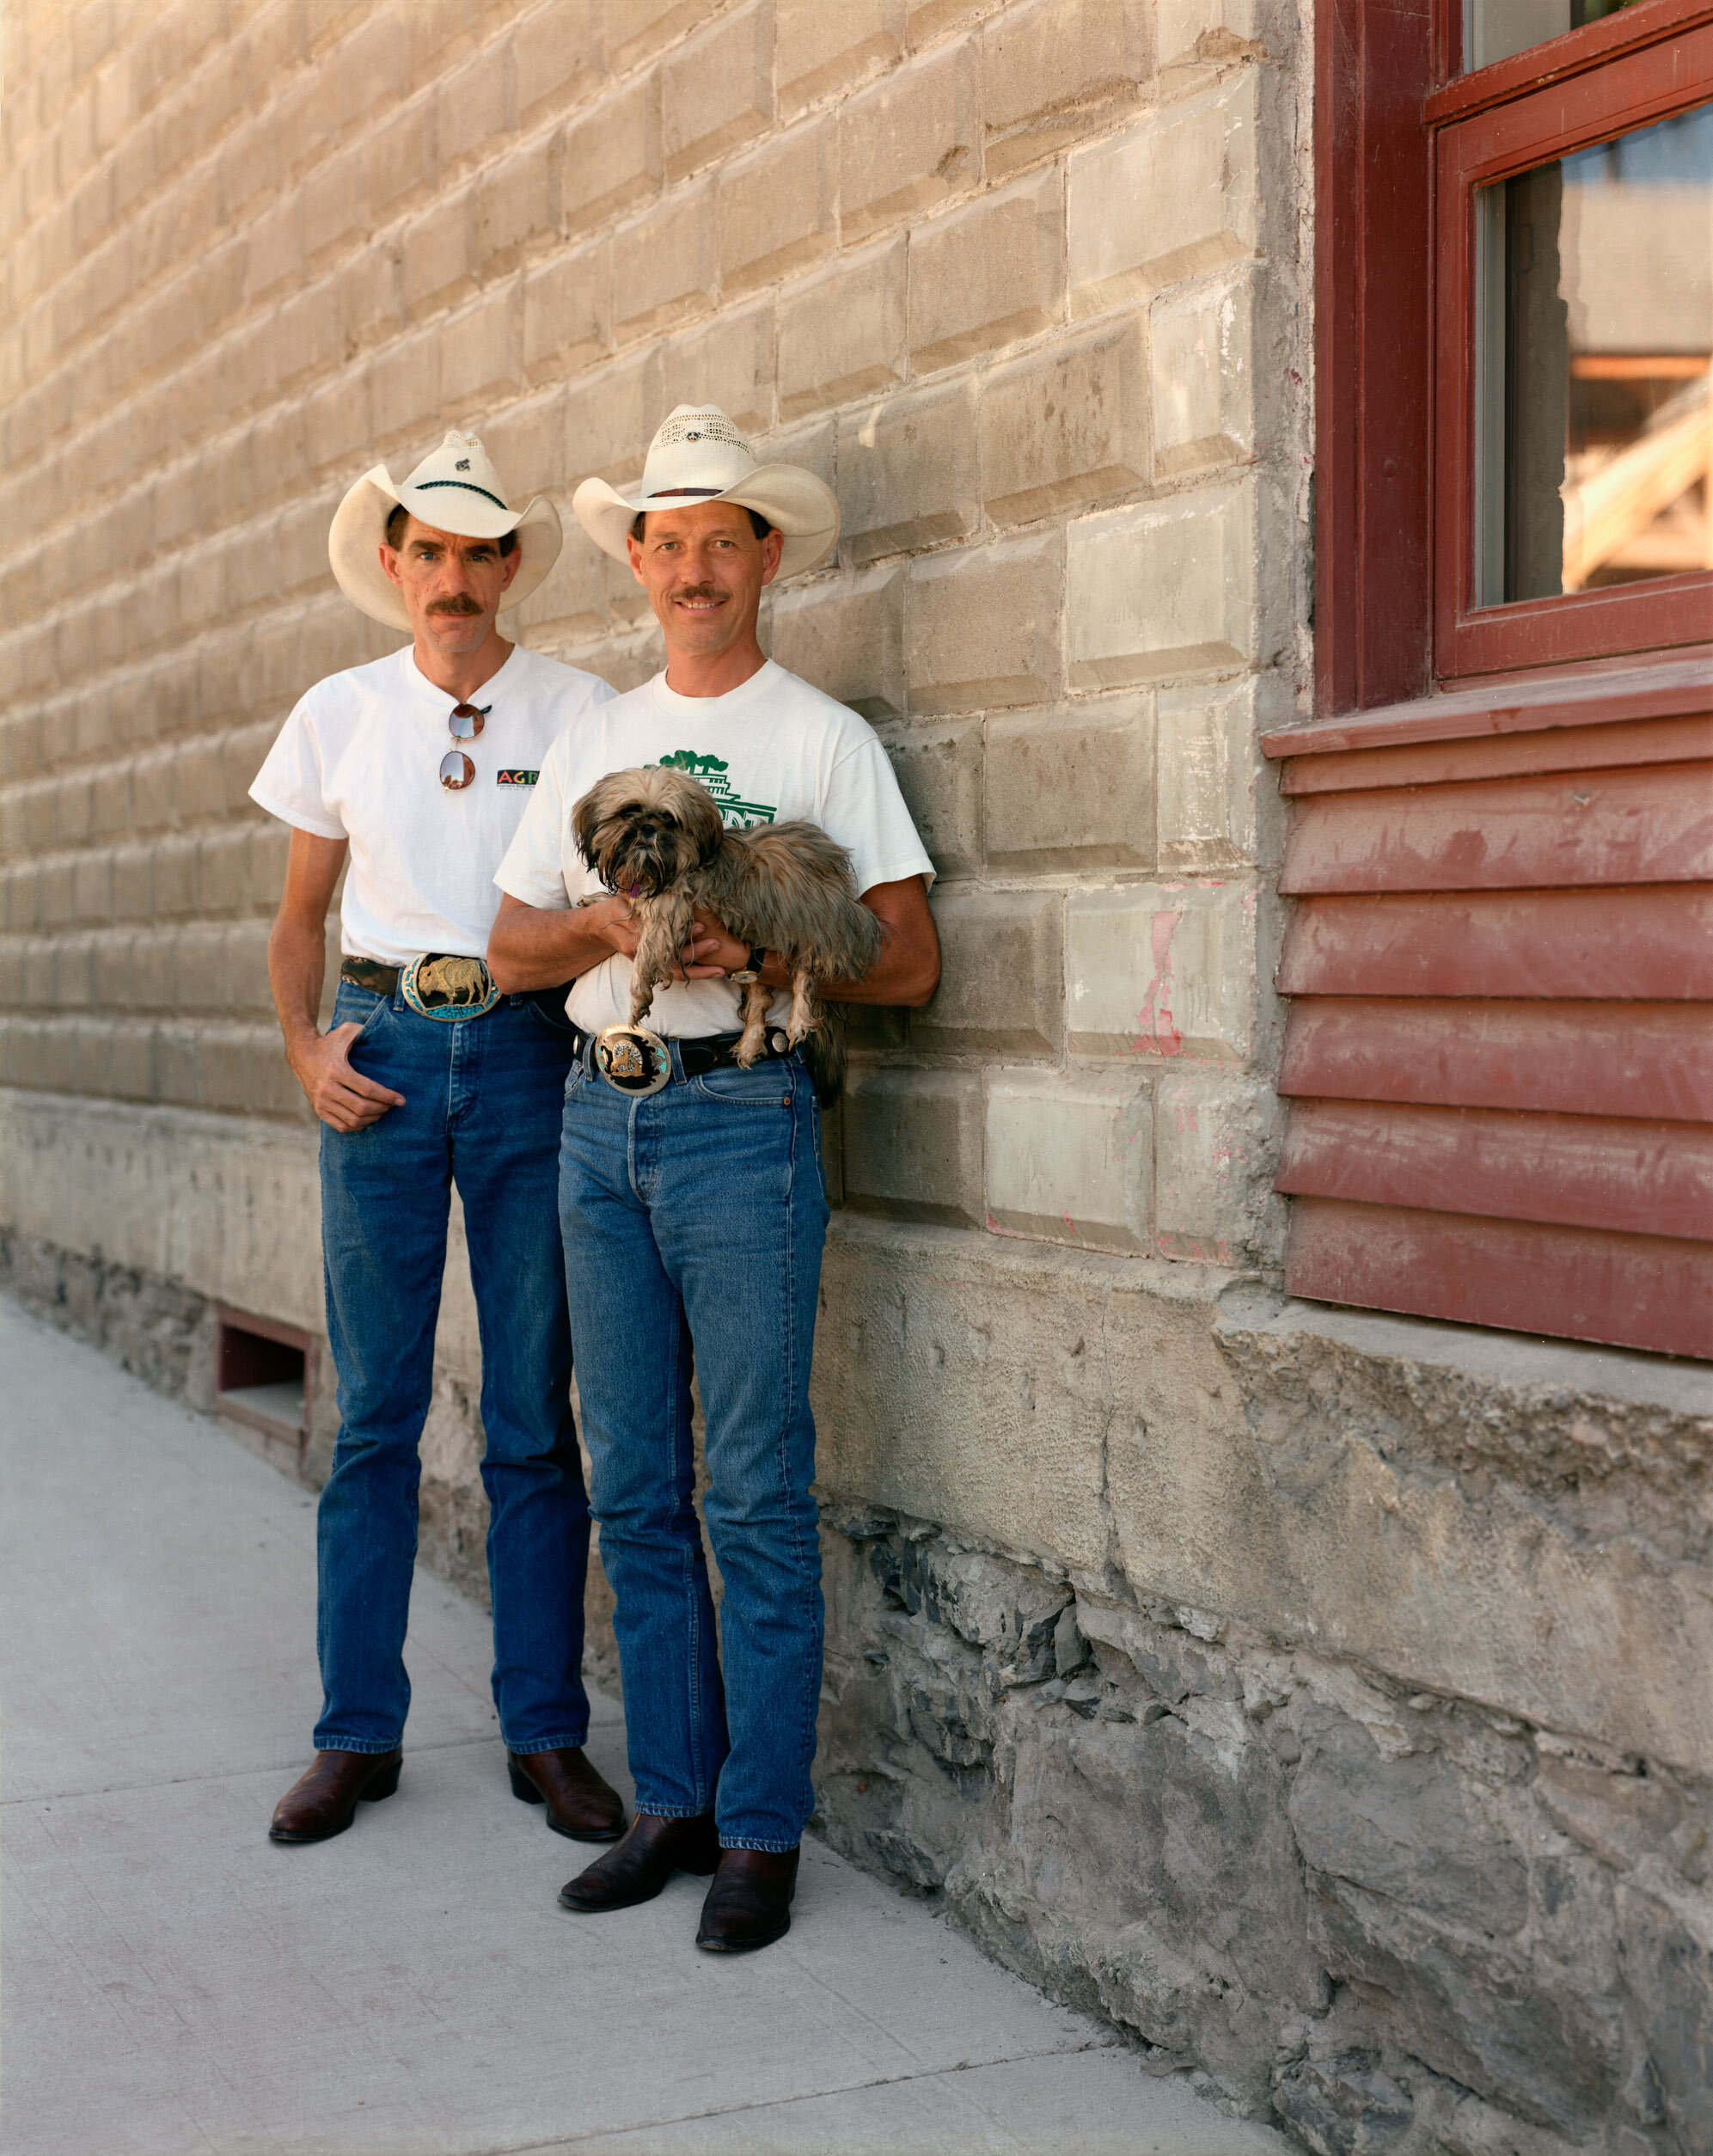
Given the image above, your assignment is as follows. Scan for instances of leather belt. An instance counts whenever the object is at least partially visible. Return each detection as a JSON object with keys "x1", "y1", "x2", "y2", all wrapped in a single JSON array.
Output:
[
  {"x1": 340, "y1": 955, "x2": 575, "y2": 1031},
  {"x1": 572, "y1": 1025, "x2": 796, "y2": 1081},
  {"x1": 340, "y1": 957, "x2": 401, "y2": 995}
]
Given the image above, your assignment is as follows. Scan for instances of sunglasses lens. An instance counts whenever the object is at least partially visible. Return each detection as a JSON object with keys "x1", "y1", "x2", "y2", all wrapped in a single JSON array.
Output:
[
  {"x1": 440, "y1": 750, "x2": 476, "y2": 790},
  {"x1": 449, "y1": 702, "x2": 485, "y2": 740}
]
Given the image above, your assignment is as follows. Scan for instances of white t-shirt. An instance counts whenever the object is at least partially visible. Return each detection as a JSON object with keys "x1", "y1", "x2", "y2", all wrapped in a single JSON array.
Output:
[
  {"x1": 249, "y1": 643, "x2": 617, "y2": 965},
  {"x1": 494, "y1": 660, "x2": 936, "y2": 1037}
]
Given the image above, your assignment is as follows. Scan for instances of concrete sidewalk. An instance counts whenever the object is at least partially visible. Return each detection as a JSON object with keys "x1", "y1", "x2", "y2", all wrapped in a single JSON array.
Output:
[{"x1": 0, "y1": 1296, "x2": 1287, "y2": 2156}]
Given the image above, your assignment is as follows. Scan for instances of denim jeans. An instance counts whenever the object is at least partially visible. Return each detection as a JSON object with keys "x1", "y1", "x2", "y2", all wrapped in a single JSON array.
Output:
[
  {"x1": 557, "y1": 1044, "x2": 829, "y2": 1850},
  {"x1": 315, "y1": 978, "x2": 590, "y2": 1755}
]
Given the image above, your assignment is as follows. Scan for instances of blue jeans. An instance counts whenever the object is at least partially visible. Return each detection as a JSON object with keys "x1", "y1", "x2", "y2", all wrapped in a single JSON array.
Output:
[
  {"x1": 315, "y1": 979, "x2": 590, "y2": 1756},
  {"x1": 557, "y1": 1045, "x2": 829, "y2": 1850}
]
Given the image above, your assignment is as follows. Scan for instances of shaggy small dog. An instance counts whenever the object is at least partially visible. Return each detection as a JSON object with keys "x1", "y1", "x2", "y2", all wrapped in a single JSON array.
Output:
[{"x1": 572, "y1": 765, "x2": 884, "y2": 1098}]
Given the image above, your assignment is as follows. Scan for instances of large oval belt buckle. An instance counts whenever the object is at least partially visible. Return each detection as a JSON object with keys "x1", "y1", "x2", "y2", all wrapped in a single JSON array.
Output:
[
  {"x1": 401, "y1": 953, "x2": 501, "y2": 1021},
  {"x1": 593, "y1": 1022, "x2": 672, "y2": 1096}
]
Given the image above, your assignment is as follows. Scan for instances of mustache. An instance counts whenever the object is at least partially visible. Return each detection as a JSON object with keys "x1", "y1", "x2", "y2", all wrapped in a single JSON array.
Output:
[
  {"x1": 670, "y1": 584, "x2": 725, "y2": 601},
  {"x1": 427, "y1": 596, "x2": 484, "y2": 616}
]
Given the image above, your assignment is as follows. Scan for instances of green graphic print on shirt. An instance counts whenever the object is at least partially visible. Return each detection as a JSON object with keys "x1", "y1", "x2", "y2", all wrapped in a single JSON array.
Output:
[{"x1": 650, "y1": 748, "x2": 777, "y2": 828}]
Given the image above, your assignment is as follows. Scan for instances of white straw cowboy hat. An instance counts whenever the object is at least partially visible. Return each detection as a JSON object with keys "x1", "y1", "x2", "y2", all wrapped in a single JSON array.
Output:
[
  {"x1": 327, "y1": 430, "x2": 563, "y2": 629},
  {"x1": 572, "y1": 405, "x2": 840, "y2": 577}
]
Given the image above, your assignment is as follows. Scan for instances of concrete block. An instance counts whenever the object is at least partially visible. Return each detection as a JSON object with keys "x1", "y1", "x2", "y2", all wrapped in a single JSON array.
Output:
[
  {"x1": 244, "y1": 195, "x2": 301, "y2": 304},
  {"x1": 718, "y1": 117, "x2": 836, "y2": 297},
  {"x1": 1152, "y1": 269, "x2": 1255, "y2": 477},
  {"x1": 401, "y1": 187, "x2": 476, "y2": 318},
  {"x1": 440, "y1": 286, "x2": 523, "y2": 413},
  {"x1": 523, "y1": 238, "x2": 612, "y2": 383},
  {"x1": 1157, "y1": 0, "x2": 1291, "y2": 95},
  {"x1": 606, "y1": 0, "x2": 720, "y2": 72},
  {"x1": 875, "y1": 715, "x2": 982, "y2": 878},
  {"x1": 653, "y1": 297, "x2": 774, "y2": 439},
  {"x1": 664, "y1": 2, "x2": 772, "y2": 180},
  {"x1": 839, "y1": 37, "x2": 979, "y2": 243},
  {"x1": 1068, "y1": 75, "x2": 1259, "y2": 315},
  {"x1": 612, "y1": 180, "x2": 714, "y2": 343},
  {"x1": 514, "y1": 0, "x2": 604, "y2": 126},
  {"x1": 1159, "y1": 675, "x2": 1282, "y2": 872},
  {"x1": 986, "y1": 1070, "x2": 1152, "y2": 1250},
  {"x1": 777, "y1": 237, "x2": 906, "y2": 420},
  {"x1": 986, "y1": 696, "x2": 1153, "y2": 871},
  {"x1": 562, "y1": 72, "x2": 661, "y2": 236},
  {"x1": 562, "y1": 350, "x2": 657, "y2": 487},
  {"x1": 838, "y1": 380, "x2": 979, "y2": 564},
  {"x1": 982, "y1": 319, "x2": 1148, "y2": 524},
  {"x1": 904, "y1": 530, "x2": 1061, "y2": 713},
  {"x1": 484, "y1": 388, "x2": 569, "y2": 501},
  {"x1": 303, "y1": 365, "x2": 374, "y2": 475},
  {"x1": 371, "y1": 324, "x2": 442, "y2": 451},
  {"x1": 842, "y1": 1068, "x2": 983, "y2": 1227},
  {"x1": 982, "y1": 0, "x2": 1148, "y2": 179},
  {"x1": 908, "y1": 168, "x2": 1063, "y2": 375},
  {"x1": 299, "y1": 140, "x2": 368, "y2": 270},
  {"x1": 1067, "y1": 483, "x2": 1254, "y2": 686},
  {"x1": 435, "y1": 45, "x2": 513, "y2": 176},
  {"x1": 913, "y1": 885, "x2": 1062, "y2": 1058},
  {"x1": 1153, "y1": 1068, "x2": 1279, "y2": 1263},
  {"x1": 1066, "y1": 879, "x2": 1256, "y2": 1061},
  {"x1": 768, "y1": 566, "x2": 905, "y2": 720},
  {"x1": 477, "y1": 135, "x2": 562, "y2": 275},
  {"x1": 778, "y1": 0, "x2": 905, "y2": 116}
]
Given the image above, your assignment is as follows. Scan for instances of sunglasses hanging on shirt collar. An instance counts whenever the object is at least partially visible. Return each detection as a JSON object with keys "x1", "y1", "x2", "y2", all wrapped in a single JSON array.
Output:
[{"x1": 439, "y1": 701, "x2": 491, "y2": 791}]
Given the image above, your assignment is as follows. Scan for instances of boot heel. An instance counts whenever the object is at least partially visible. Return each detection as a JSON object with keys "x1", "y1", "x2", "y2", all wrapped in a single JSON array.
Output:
[
  {"x1": 360, "y1": 1757, "x2": 401, "y2": 1804},
  {"x1": 508, "y1": 1761, "x2": 546, "y2": 1804}
]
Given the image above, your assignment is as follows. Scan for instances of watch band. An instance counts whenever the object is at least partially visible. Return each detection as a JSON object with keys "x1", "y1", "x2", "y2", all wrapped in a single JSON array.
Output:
[{"x1": 729, "y1": 944, "x2": 767, "y2": 985}]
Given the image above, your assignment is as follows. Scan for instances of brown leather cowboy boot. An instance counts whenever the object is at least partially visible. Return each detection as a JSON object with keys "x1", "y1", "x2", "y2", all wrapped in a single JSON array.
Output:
[
  {"x1": 695, "y1": 1847, "x2": 799, "y2": 1952},
  {"x1": 558, "y1": 1810, "x2": 720, "y2": 1912},
  {"x1": 506, "y1": 1747, "x2": 626, "y2": 1841},
  {"x1": 269, "y1": 1749, "x2": 402, "y2": 1843}
]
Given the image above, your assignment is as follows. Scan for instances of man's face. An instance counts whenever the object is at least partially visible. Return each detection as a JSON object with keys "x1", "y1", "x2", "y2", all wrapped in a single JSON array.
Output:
[
  {"x1": 626, "y1": 500, "x2": 783, "y2": 659},
  {"x1": 379, "y1": 516, "x2": 521, "y2": 655}
]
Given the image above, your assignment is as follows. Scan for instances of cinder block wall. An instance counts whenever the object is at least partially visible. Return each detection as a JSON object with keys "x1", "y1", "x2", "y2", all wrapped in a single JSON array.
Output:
[{"x1": 6, "y1": 8, "x2": 1711, "y2": 2153}]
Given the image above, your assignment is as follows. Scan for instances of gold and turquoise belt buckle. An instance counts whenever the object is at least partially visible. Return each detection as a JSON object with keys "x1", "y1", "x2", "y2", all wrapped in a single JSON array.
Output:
[
  {"x1": 592, "y1": 1022, "x2": 672, "y2": 1096},
  {"x1": 401, "y1": 953, "x2": 502, "y2": 1022}
]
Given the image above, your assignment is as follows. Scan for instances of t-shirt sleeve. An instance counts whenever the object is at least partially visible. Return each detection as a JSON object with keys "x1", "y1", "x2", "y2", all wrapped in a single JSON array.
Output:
[
  {"x1": 820, "y1": 733, "x2": 938, "y2": 897},
  {"x1": 248, "y1": 700, "x2": 346, "y2": 840},
  {"x1": 494, "y1": 735, "x2": 575, "y2": 910}
]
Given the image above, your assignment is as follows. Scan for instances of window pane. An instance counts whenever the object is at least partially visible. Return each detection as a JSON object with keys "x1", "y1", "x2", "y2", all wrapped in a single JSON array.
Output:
[
  {"x1": 1474, "y1": 99, "x2": 1713, "y2": 606},
  {"x1": 1463, "y1": 1, "x2": 1646, "y2": 73}
]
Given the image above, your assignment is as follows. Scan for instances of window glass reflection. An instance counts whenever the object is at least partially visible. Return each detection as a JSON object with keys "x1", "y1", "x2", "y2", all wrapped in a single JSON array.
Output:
[
  {"x1": 1463, "y1": 0, "x2": 1645, "y2": 74},
  {"x1": 1474, "y1": 100, "x2": 1713, "y2": 605}
]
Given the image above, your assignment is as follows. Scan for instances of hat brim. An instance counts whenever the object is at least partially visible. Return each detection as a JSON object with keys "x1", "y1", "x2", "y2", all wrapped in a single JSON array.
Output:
[
  {"x1": 328, "y1": 466, "x2": 564, "y2": 628},
  {"x1": 571, "y1": 464, "x2": 840, "y2": 579}
]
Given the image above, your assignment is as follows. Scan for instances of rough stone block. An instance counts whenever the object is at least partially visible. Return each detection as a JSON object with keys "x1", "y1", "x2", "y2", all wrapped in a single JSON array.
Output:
[
  {"x1": 371, "y1": 324, "x2": 442, "y2": 450},
  {"x1": 483, "y1": 387, "x2": 567, "y2": 501},
  {"x1": 1159, "y1": 675, "x2": 1287, "y2": 872},
  {"x1": 875, "y1": 715, "x2": 981, "y2": 878},
  {"x1": 1066, "y1": 879, "x2": 1255, "y2": 1060},
  {"x1": 1156, "y1": 1, "x2": 1291, "y2": 95},
  {"x1": 908, "y1": 168, "x2": 1063, "y2": 375},
  {"x1": 653, "y1": 297, "x2": 774, "y2": 440},
  {"x1": 986, "y1": 696, "x2": 1153, "y2": 871},
  {"x1": 837, "y1": 380, "x2": 979, "y2": 564},
  {"x1": 768, "y1": 566, "x2": 905, "y2": 720},
  {"x1": 477, "y1": 135, "x2": 562, "y2": 275},
  {"x1": 777, "y1": 0, "x2": 904, "y2": 116},
  {"x1": 664, "y1": 2, "x2": 772, "y2": 180},
  {"x1": 986, "y1": 1070, "x2": 1153, "y2": 1250},
  {"x1": 440, "y1": 285, "x2": 523, "y2": 413},
  {"x1": 299, "y1": 140, "x2": 368, "y2": 270},
  {"x1": 982, "y1": 319, "x2": 1148, "y2": 524},
  {"x1": 839, "y1": 37, "x2": 979, "y2": 242},
  {"x1": 434, "y1": 45, "x2": 512, "y2": 175},
  {"x1": 563, "y1": 352, "x2": 661, "y2": 487},
  {"x1": 561, "y1": 71, "x2": 661, "y2": 236},
  {"x1": 718, "y1": 117, "x2": 835, "y2": 297},
  {"x1": 612, "y1": 180, "x2": 714, "y2": 343},
  {"x1": 777, "y1": 237, "x2": 905, "y2": 419},
  {"x1": 1151, "y1": 269, "x2": 1256, "y2": 476},
  {"x1": 606, "y1": 0, "x2": 719, "y2": 73},
  {"x1": 1067, "y1": 484, "x2": 1254, "y2": 685},
  {"x1": 514, "y1": 0, "x2": 604, "y2": 126},
  {"x1": 1068, "y1": 74, "x2": 1259, "y2": 315},
  {"x1": 842, "y1": 1068, "x2": 983, "y2": 1227},
  {"x1": 1152, "y1": 1067, "x2": 1279, "y2": 1261},
  {"x1": 982, "y1": 0, "x2": 1148, "y2": 179},
  {"x1": 523, "y1": 238, "x2": 612, "y2": 383},
  {"x1": 904, "y1": 530, "x2": 1061, "y2": 713},
  {"x1": 401, "y1": 187, "x2": 476, "y2": 318},
  {"x1": 913, "y1": 885, "x2": 1062, "y2": 1058}
]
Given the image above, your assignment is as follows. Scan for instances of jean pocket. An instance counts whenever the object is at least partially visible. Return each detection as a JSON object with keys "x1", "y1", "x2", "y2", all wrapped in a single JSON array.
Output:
[
  {"x1": 692, "y1": 1062, "x2": 797, "y2": 1106},
  {"x1": 333, "y1": 983, "x2": 388, "y2": 1037}
]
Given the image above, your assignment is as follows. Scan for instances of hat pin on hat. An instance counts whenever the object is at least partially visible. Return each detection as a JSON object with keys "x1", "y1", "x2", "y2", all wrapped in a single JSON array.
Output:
[
  {"x1": 571, "y1": 405, "x2": 840, "y2": 579},
  {"x1": 327, "y1": 429, "x2": 565, "y2": 630}
]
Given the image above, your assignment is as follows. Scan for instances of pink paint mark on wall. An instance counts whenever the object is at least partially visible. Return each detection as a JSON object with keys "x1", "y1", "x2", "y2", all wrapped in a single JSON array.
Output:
[{"x1": 1135, "y1": 909, "x2": 1184, "y2": 1055}]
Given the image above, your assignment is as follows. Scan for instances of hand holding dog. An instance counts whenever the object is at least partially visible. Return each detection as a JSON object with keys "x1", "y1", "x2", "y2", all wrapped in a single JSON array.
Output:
[{"x1": 588, "y1": 891, "x2": 730, "y2": 982}]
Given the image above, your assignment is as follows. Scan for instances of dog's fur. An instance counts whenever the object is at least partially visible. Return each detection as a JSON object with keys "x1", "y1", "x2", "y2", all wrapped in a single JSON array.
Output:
[{"x1": 572, "y1": 765, "x2": 884, "y2": 1099}]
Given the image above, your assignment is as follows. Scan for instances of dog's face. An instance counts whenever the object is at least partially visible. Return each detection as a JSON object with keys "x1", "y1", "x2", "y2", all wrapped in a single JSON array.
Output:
[{"x1": 572, "y1": 766, "x2": 726, "y2": 898}]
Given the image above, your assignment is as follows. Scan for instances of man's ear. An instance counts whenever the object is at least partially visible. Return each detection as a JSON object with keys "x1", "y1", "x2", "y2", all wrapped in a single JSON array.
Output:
[
  {"x1": 499, "y1": 544, "x2": 523, "y2": 592},
  {"x1": 758, "y1": 525, "x2": 785, "y2": 589},
  {"x1": 625, "y1": 529, "x2": 647, "y2": 586},
  {"x1": 379, "y1": 543, "x2": 404, "y2": 589}
]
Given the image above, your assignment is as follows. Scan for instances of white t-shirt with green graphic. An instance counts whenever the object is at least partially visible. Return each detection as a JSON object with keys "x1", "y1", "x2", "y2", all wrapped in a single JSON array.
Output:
[{"x1": 495, "y1": 659, "x2": 936, "y2": 1038}]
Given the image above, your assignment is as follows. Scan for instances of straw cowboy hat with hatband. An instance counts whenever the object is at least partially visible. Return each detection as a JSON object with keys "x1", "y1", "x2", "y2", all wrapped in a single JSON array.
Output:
[
  {"x1": 328, "y1": 430, "x2": 563, "y2": 630},
  {"x1": 572, "y1": 406, "x2": 840, "y2": 578}
]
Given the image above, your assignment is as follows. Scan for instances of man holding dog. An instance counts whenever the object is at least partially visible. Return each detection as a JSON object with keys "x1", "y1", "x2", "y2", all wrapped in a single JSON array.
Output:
[
  {"x1": 252, "y1": 432, "x2": 627, "y2": 1848},
  {"x1": 487, "y1": 406, "x2": 939, "y2": 1952}
]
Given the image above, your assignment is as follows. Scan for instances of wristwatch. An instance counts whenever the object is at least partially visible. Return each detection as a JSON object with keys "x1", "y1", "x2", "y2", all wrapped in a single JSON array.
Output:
[{"x1": 728, "y1": 945, "x2": 767, "y2": 985}]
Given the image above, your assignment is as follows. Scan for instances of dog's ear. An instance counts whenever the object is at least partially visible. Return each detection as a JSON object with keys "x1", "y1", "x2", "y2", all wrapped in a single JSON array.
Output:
[
  {"x1": 685, "y1": 783, "x2": 726, "y2": 863},
  {"x1": 571, "y1": 782, "x2": 605, "y2": 871}
]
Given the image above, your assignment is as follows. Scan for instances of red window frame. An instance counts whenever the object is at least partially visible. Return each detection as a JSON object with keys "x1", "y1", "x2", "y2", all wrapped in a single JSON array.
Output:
[{"x1": 1314, "y1": 0, "x2": 1713, "y2": 714}]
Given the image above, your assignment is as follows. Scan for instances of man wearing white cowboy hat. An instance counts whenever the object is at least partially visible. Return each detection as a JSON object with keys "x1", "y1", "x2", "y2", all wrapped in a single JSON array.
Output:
[
  {"x1": 487, "y1": 405, "x2": 940, "y2": 1952},
  {"x1": 250, "y1": 430, "x2": 628, "y2": 1849}
]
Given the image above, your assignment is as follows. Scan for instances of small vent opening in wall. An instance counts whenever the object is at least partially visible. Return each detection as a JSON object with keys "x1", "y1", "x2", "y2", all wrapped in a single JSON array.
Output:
[{"x1": 216, "y1": 1307, "x2": 314, "y2": 1464}]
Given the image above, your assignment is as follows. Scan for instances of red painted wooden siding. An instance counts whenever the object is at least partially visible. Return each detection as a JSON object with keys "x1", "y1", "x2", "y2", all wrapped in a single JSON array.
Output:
[{"x1": 1264, "y1": 670, "x2": 1713, "y2": 1359}]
